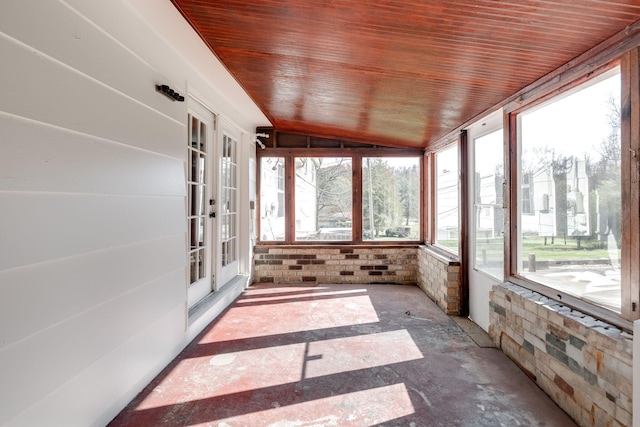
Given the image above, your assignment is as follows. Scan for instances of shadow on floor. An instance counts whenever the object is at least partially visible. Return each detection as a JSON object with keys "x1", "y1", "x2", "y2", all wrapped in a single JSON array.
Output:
[{"x1": 109, "y1": 284, "x2": 576, "y2": 427}]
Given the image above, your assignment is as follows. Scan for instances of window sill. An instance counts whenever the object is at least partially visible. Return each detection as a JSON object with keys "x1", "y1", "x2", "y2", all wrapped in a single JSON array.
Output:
[
  {"x1": 508, "y1": 275, "x2": 633, "y2": 333},
  {"x1": 420, "y1": 244, "x2": 460, "y2": 264},
  {"x1": 255, "y1": 243, "x2": 422, "y2": 249}
]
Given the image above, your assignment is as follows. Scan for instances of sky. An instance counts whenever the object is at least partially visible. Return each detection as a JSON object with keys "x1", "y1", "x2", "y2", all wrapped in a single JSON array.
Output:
[
  {"x1": 520, "y1": 68, "x2": 620, "y2": 160},
  {"x1": 471, "y1": 67, "x2": 620, "y2": 174}
]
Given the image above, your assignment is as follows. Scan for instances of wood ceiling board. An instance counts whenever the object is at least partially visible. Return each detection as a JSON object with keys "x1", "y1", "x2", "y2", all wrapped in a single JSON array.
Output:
[{"x1": 173, "y1": 0, "x2": 640, "y2": 148}]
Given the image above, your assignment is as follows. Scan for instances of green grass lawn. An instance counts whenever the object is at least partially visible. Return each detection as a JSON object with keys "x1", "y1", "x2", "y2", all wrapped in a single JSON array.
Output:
[
  {"x1": 522, "y1": 236, "x2": 615, "y2": 260},
  {"x1": 438, "y1": 236, "x2": 618, "y2": 261}
]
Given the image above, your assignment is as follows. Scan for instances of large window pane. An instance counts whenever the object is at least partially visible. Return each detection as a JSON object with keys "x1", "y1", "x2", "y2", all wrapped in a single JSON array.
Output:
[
  {"x1": 260, "y1": 157, "x2": 285, "y2": 241},
  {"x1": 295, "y1": 158, "x2": 352, "y2": 241},
  {"x1": 518, "y1": 68, "x2": 621, "y2": 312},
  {"x1": 362, "y1": 157, "x2": 420, "y2": 241},
  {"x1": 474, "y1": 129, "x2": 504, "y2": 279},
  {"x1": 435, "y1": 145, "x2": 459, "y2": 253}
]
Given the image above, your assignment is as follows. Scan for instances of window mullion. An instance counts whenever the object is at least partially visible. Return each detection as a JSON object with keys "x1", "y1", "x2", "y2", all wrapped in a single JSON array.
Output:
[
  {"x1": 621, "y1": 47, "x2": 640, "y2": 320},
  {"x1": 353, "y1": 154, "x2": 363, "y2": 243},
  {"x1": 285, "y1": 155, "x2": 295, "y2": 243},
  {"x1": 505, "y1": 112, "x2": 518, "y2": 280},
  {"x1": 427, "y1": 152, "x2": 435, "y2": 244}
]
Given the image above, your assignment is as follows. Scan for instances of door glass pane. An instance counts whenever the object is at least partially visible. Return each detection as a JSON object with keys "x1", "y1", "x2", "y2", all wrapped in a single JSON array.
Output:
[
  {"x1": 190, "y1": 150, "x2": 197, "y2": 182},
  {"x1": 435, "y1": 145, "x2": 459, "y2": 253},
  {"x1": 190, "y1": 252, "x2": 197, "y2": 283},
  {"x1": 199, "y1": 121, "x2": 206, "y2": 152},
  {"x1": 473, "y1": 129, "x2": 504, "y2": 279},
  {"x1": 190, "y1": 185, "x2": 198, "y2": 215},
  {"x1": 199, "y1": 154, "x2": 206, "y2": 184},
  {"x1": 190, "y1": 218, "x2": 198, "y2": 249},
  {"x1": 295, "y1": 158, "x2": 352, "y2": 241},
  {"x1": 198, "y1": 217, "x2": 205, "y2": 246},
  {"x1": 362, "y1": 157, "x2": 420, "y2": 241},
  {"x1": 222, "y1": 241, "x2": 228, "y2": 266},
  {"x1": 260, "y1": 157, "x2": 286, "y2": 241},
  {"x1": 518, "y1": 68, "x2": 621, "y2": 312},
  {"x1": 191, "y1": 116, "x2": 198, "y2": 148},
  {"x1": 198, "y1": 186, "x2": 205, "y2": 217},
  {"x1": 187, "y1": 113, "x2": 208, "y2": 286},
  {"x1": 197, "y1": 249, "x2": 205, "y2": 279},
  {"x1": 221, "y1": 134, "x2": 238, "y2": 266}
]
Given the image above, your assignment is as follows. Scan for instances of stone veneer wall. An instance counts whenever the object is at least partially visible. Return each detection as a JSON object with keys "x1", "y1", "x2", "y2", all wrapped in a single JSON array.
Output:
[
  {"x1": 490, "y1": 283, "x2": 633, "y2": 427},
  {"x1": 253, "y1": 246, "x2": 418, "y2": 284},
  {"x1": 416, "y1": 246, "x2": 461, "y2": 315}
]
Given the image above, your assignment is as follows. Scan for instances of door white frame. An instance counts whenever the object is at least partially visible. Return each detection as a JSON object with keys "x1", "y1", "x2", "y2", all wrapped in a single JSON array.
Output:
[
  {"x1": 187, "y1": 98, "x2": 216, "y2": 309},
  {"x1": 215, "y1": 117, "x2": 241, "y2": 288},
  {"x1": 466, "y1": 110, "x2": 504, "y2": 331}
]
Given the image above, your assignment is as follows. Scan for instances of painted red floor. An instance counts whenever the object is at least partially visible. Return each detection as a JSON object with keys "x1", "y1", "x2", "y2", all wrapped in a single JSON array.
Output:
[{"x1": 109, "y1": 284, "x2": 576, "y2": 426}]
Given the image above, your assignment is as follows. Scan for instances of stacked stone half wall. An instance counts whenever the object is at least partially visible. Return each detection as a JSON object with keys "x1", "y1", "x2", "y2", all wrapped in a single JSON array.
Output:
[{"x1": 490, "y1": 283, "x2": 633, "y2": 427}]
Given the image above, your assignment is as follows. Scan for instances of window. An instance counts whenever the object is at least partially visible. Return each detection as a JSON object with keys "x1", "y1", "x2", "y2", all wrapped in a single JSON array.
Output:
[
  {"x1": 260, "y1": 157, "x2": 285, "y2": 241},
  {"x1": 435, "y1": 144, "x2": 459, "y2": 254},
  {"x1": 295, "y1": 157, "x2": 352, "y2": 241},
  {"x1": 257, "y1": 140, "x2": 422, "y2": 244},
  {"x1": 473, "y1": 128, "x2": 505, "y2": 279},
  {"x1": 187, "y1": 114, "x2": 207, "y2": 284},
  {"x1": 220, "y1": 133, "x2": 238, "y2": 267},
  {"x1": 363, "y1": 157, "x2": 420, "y2": 241},
  {"x1": 517, "y1": 67, "x2": 621, "y2": 313}
]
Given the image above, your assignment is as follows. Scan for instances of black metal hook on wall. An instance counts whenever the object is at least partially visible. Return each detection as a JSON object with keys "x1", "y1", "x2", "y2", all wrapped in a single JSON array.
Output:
[{"x1": 156, "y1": 84, "x2": 185, "y2": 102}]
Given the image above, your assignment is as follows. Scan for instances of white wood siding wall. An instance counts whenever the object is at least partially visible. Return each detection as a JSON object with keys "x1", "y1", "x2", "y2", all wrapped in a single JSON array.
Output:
[{"x1": 0, "y1": 1, "x2": 268, "y2": 426}]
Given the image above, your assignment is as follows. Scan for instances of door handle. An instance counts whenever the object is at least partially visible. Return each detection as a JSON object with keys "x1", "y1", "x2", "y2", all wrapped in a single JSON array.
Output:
[{"x1": 209, "y1": 212, "x2": 216, "y2": 218}]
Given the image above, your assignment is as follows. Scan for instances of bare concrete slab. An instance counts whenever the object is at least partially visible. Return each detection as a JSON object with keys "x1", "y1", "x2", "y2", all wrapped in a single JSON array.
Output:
[
  {"x1": 110, "y1": 284, "x2": 576, "y2": 427},
  {"x1": 451, "y1": 316, "x2": 496, "y2": 348}
]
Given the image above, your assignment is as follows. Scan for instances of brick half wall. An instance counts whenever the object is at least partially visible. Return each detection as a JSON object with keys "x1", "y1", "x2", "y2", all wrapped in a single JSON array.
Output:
[
  {"x1": 490, "y1": 283, "x2": 633, "y2": 427},
  {"x1": 252, "y1": 245, "x2": 462, "y2": 315},
  {"x1": 253, "y1": 246, "x2": 418, "y2": 285},
  {"x1": 416, "y1": 246, "x2": 461, "y2": 315}
]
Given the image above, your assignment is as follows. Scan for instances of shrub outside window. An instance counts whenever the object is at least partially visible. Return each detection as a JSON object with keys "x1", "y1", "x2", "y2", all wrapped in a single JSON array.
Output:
[
  {"x1": 362, "y1": 157, "x2": 420, "y2": 241},
  {"x1": 258, "y1": 150, "x2": 421, "y2": 243},
  {"x1": 517, "y1": 67, "x2": 621, "y2": 313},
  {"x1": 295, "y1": 157, "x2": 352, "y2": 241}
]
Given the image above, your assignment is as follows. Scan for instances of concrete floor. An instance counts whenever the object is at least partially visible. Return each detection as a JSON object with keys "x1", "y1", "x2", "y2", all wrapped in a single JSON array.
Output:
[{"x1": 109, "y1": 284, "x2": 577, "y2": 427}]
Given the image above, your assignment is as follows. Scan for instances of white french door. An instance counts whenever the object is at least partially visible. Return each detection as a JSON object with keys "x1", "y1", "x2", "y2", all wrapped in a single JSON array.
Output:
[
  {"x1": 467, "y1": 111, "x2": 504, "y2": 331},
  {"x1": 216, "y1": 119, "x2": 240, "y2": 287},
  {"x1": 187, "y1": 100, "x2": 216, "y2": 309}
]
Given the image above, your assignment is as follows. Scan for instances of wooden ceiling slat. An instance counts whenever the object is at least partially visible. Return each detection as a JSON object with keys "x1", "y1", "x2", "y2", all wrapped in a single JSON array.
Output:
[{"x1": 173, "y1": 0, "x2": 640, "y2": 148}]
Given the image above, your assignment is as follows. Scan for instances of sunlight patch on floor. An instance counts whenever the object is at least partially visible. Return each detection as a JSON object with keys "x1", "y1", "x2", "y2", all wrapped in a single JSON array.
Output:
[
  {"x1": 207, "y1": 383, "x2": 415, "y2": 427},
  {"x1": 305, "y1": 329, "x2": 423, "y2": 378}
]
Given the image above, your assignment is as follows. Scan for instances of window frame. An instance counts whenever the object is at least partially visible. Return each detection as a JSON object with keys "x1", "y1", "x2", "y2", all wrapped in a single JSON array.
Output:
[
  {"x1": 430, "y1": 142, "x2": 461, "y2": 256},
  {"x1": 504, "y1": 55, "x2": 639, "y2": 329},
  {"x1": 294, "y1": 156, "x2": 353, "y2": 242},
  {"x1": 257, "y1": 147, "x2": 424, "y2": 245}
]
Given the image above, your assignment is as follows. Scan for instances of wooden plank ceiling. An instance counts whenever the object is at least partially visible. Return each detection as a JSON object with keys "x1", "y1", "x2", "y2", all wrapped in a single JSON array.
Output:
[{"x1": 172, "y1": 0, "x2": 640, "y2": 149}]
